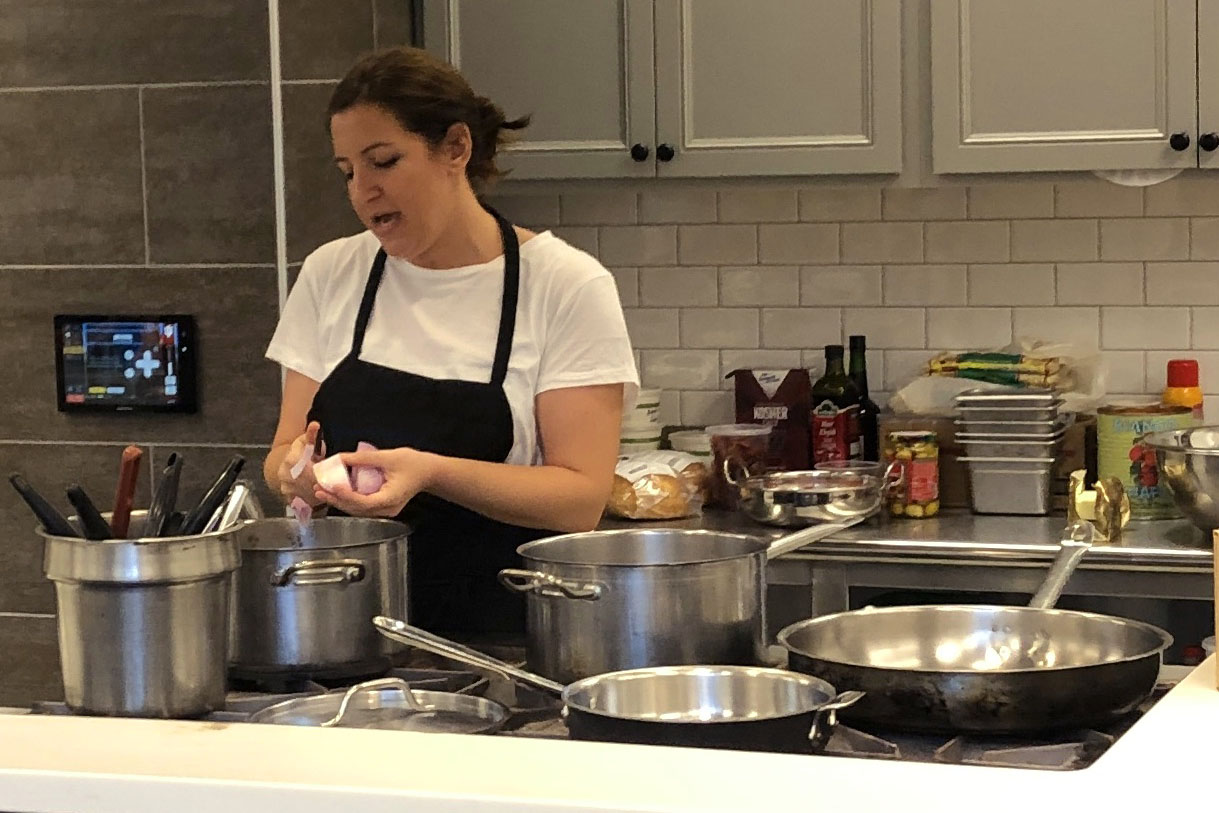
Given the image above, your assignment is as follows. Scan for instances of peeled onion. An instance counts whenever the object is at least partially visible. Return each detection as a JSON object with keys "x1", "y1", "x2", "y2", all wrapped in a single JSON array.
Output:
[
  {"x1": 311, "y1": 443, "x2": 386, "y2": 495},
  {"x1": 352, "y1": 441, "x2": 385, "y2": 494},
  {"x1": 312, "y1": 454, "x2": 353, "y2": 493},
  {"x1": 290, "y1": 497, "x2": 313, "y2": 522}
]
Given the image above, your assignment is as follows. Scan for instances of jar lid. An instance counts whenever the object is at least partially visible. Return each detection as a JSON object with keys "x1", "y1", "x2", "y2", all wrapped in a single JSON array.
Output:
[{"x1": 1167, "y1": 359, "x2": 1200, "y2": 388}]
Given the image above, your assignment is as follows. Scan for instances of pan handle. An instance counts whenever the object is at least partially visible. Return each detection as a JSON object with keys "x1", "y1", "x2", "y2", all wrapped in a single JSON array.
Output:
[
  {"x1": 764, "y1": 515, "x2": 866, "y2": 561},
  {"x1": 807, "y1": 690, "x2": 866, "y2": 753},
  {"x1": 498, "y1": 569, "x2": 605, "y2": 601},
  {"x1": 373, "y1": 615, "x2": 566, "y2": 697},
  {"x1": 1028, "y1": 520, "x2": 1095, "y2": 609}
]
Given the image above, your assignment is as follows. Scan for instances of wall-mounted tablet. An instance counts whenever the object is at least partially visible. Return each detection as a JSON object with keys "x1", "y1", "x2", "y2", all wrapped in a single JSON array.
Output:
[{"x1": 54, "y1": 315, "x2": 197, "y2": 413}]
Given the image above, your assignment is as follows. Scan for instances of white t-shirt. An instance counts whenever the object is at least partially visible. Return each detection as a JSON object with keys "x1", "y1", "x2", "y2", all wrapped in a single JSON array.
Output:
[{"x1": 266, "y1": 229, "x2": 639, "y2": 465}]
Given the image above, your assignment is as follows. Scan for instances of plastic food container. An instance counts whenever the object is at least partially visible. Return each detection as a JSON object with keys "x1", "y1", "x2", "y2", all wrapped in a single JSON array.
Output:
[
  {"x1": 668, "y1": 429, "x2": 712, "y2": 458},
  {"x1": 958, "y1": 456, "x2": 1055, "y2": 515},
  {"x1": 619, "y1": 425, "x2": 662, "y2": 455},
  {"x1": 706, "y1": 424, "x2": 772, "y2": 509}
]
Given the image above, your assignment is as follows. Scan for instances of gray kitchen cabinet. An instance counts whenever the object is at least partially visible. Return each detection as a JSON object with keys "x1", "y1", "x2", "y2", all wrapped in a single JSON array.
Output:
[
  {"x1": 1199, "y1": 1, "x2": 1219, "y2": 169},
  {"x1": 931, "y1": 0, "x2": 1199, "y2": 173},
  {"x1": 423, "y1": 0, "x2": 902, "y2": 179}
]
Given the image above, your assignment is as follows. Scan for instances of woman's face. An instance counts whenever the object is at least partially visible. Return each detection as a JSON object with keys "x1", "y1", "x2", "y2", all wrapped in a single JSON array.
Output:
[{"x1": 330, "y1": 103, "x2": 466, "y2": 261}]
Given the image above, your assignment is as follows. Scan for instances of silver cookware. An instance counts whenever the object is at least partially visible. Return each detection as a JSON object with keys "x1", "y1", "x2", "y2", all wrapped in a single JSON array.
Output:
[
  {"x1": 249, "y1": 676, "x2": 508, "y2": 734},
  {"x1": 372, "y1": 616, "x2": 862, "y2": 753},
  {"x1": 779, "y1": 522, "x2": 1174, "y2": 733},
  {"x1": 40, "y1": 510, "x2": 241, "y2": 718},
  {"x1": 228, "y1": 518, "x2": 408, "y2": 678},
  {"x1": 1144, "y1": 426, "x2": 1219, "y2": 532},
  {"x1": 732, "y1": 469, "x2": 888, "y2": 527},
  {"x1": 497, "y1": 519, "x2": 863, "y2": 684}
]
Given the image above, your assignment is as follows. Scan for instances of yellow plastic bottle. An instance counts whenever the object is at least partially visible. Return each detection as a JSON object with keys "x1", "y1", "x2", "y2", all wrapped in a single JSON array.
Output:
[{"x1": 1162, "y1": 359, "x2": 1204, "y2": 421}]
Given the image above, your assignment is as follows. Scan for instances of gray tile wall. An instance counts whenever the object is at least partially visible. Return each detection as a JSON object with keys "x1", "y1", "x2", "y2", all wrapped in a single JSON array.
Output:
[
  {"x1": 488, "y1": 179, "x2": 1219, "y2": 429},
  {"x1": 0, "y1": 0, "x2": 412, "y2": 705}
]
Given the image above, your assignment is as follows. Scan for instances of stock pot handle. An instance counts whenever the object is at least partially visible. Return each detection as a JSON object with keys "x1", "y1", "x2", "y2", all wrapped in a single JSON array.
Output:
[
  {"x1": 273, "y1": 558, "x2": 366, "y2": 586},
  {"x1": 498, "y1": 569, "x2": 604, "y2": 601}
]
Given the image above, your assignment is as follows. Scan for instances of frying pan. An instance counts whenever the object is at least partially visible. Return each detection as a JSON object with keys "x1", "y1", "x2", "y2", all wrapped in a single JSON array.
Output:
[{"x1": 778, "y1": 521, "x2": 1173, "y2": 734}]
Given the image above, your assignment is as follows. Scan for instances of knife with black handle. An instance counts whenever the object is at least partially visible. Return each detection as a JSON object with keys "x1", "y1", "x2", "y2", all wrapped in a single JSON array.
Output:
[
  {"x1": 66, "y1": 485, "x2": 113, "y2": 540},
  {"x1": 9, "y1": 474, "x2": 79, "y2": 537},
  {"x1": 146, "y1": 452, "x2": 183, "y2": 537},
  {"x1": 179, "y1": 454, "x2": 246, "y2": 535}
]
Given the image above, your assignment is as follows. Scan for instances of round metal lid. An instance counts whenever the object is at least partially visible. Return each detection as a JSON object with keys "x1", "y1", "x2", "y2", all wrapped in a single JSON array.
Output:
[{"x1": 249, "y1": 678, "x2": 508, "y2": 734}]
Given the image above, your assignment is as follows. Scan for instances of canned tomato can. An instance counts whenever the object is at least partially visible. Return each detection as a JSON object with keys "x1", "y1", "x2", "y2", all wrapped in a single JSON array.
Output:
[
  {"x1": 1097, "y1": 403, "x2": 1194, "y2": 520},
  {"x1": 884, "y1": 431, "x2": 939, "y2": 519}
]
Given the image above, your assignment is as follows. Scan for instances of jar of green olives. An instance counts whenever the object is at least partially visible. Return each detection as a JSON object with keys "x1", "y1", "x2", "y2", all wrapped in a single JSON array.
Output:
[{"x1": 884, "y1": 431, "x2": 940, "y2": 519}]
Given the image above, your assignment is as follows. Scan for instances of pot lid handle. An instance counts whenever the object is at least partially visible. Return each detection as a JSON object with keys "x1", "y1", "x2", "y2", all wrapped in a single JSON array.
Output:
[{"x1": 320, "y1": 677, "x2": 420, "y2": 728}]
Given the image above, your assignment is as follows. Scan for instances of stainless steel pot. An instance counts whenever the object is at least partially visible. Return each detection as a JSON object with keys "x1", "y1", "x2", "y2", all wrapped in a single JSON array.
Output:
[
  {"x1": 40, "y1": 511, "x2": 241, "y2": 718},
  {"x1": 497, "y1": 520, "x2": 862, "y2": 683},
  {"x1": 228, "y1": 518, "x2": 408, "y2": 677},
  {"x1": 732, "y1": 469, "x2": 886, "y2": 527}
]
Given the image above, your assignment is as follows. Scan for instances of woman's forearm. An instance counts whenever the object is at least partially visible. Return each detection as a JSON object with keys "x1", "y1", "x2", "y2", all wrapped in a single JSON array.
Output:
[{"x1": 424, "y1": 453, "x2": 609, "y2": 533}]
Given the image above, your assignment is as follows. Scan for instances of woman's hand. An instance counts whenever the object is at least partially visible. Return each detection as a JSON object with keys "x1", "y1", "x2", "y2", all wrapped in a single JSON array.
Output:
[
  {"x1": 314, "y1": 446, "x2": 438, "y2": 517},
  {"x1": 276, "y1": 421, "x2": 324, "y2": 506}
]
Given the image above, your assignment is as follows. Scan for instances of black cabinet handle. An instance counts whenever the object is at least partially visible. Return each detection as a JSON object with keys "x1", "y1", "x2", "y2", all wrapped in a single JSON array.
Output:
[
  {"x1": 1200, "y1": 132, "x2": 1219, "y2": 152},
  {"x1": 1169, "y1": 132, "x2": 1191, "y2": 151},
  {"x1": 656, "y1": 143, "x2": 675, "y2": 162},
  {"x1": 629, "y1": 143, "x2": 650, "y2": 162}
]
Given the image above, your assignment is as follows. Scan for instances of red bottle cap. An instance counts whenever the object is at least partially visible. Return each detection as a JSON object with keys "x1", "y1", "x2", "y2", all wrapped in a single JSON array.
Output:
[{"x1": 1166, "y1": 359, "x2": 1199, "y2": 388}]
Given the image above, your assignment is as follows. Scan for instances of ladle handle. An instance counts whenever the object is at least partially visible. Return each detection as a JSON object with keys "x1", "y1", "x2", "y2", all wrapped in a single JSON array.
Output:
[
  {"x1": 373, "y1": 615, "x2": 566, "y2": 696},
  {"x1": 765, "y1": 516, "x2": 866, "y2": 561},
  {"x1": 1028, "y1": 520, "x2": 1095, "y2": 609}
]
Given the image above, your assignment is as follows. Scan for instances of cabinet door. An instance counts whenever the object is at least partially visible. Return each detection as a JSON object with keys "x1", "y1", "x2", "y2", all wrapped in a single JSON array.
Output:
[
  {"x1": 1199, "y1": 1, "x2": 1219, "y2": 169},
  {"x1": 653, "y1": 0, "x2": 902, "y2": 177},
  {"x1": 422, "y1": 0, "x2": 655, "y2": 179},
  {"x1": 932, "y1": 0, "x2": 1197, "y2": 173}
]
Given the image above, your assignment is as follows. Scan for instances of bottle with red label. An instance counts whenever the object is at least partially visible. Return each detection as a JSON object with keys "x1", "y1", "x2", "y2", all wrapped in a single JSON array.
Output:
[{"x1": 810, "y1": 344, "x2": 862, "y2": 464}]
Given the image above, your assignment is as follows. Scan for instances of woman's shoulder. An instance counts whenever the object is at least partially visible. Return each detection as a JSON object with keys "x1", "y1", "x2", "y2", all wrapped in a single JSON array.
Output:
[
  {"x1": 299, "y1": 231, "x2": 381, "y2": 287},
  {"x1": 519, "y1": 230, "x2": 613, "y2": 292}
]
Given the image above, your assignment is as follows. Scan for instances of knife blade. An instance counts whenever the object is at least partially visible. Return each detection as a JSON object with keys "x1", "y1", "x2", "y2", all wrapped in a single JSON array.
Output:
[
  {"x1": 9, "y1": 474, "x2": 79, "y2": 537},
  {"x1": 66, "y1": 485, "x2": 113, "y2": 540},
  {"x1": 146, "y1": 452, "x2": 183, "y2": 537}
]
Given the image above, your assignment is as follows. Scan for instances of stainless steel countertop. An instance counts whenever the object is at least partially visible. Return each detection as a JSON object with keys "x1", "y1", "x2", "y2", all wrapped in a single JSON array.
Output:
[{"x1": 600, "y1": 509, "x2": 1214, "y2": 571}]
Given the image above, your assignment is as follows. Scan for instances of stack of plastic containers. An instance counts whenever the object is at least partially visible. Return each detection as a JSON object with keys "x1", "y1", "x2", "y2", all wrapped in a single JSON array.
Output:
[{"x1": 954, "y1": 388, "x2": 1066, "y2": 515}]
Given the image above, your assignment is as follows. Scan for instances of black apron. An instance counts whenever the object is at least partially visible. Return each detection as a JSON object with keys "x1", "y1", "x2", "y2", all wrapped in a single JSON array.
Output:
[{"x1": 307, "y1": 206, "x2": 550, "y2": 636}]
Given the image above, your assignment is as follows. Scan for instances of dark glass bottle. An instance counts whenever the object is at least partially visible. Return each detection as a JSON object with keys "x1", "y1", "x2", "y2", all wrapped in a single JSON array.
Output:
[
  {"x1": 810, "y1": 345, "x2": 862, "y2": 463},
  {"x1": 849, "y1": 335, "x2": 881, "y2": 461}
]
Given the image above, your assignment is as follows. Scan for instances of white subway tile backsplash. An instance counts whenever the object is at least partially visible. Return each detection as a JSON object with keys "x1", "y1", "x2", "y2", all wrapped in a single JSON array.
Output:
[
  {"x1": 622, "y1": 308, "x2": 679, "y2": 348},
  {"x1": 1147, "y1": 351, "x2": 1219, "y2": 394},
  {"x1": 678, "y1": 225, "x2": 757, "y2": 265},
  {"x1": 1054, "y1": 182, "x2": 1142, "y2": 218},
  {"x1": 1011, "y1": 220, "x2": 1098, "y2": 262},
  {"x1": 968, "y1": 184, "x2": 1054, "y2": 219},
  {"x1": 1193, "y1": 308, "x2": 1219, "y2": 349},
  {"x1": 843, "y1": 308, "x2": 926, "y2": 349},
  {"x1": 680, "y1": 390, "x2": 735, "y2": 425},
  {"x1": 607, "y1": 267, "x2": 639, "y2": 307},
  {"x1": 1145, "y1": 262, "x2": 1219, "y2": 305},
  {"x1": 657, "y1": 389, "x2": 682, "y2": 426},
  {"x1": 640, "y1": 349, "x2": 721, "y2": 389},
  {"x1": 841, "y1": 222, "x2": 922, "y2": 263},
  {"x1": 1101, "y1": 307, "x2": 1189, "y2": 350},
  {"x1": 1102, "y1": 350, "x2": 1148, "y2": 394},
  {"x1": 1145, "y1": 178, "x2": 1219, "y2": 217},
  {"x1": 639, "y1": 266, "x2": 718, "y2": 306},
  {"x1": 560, "y1": 191, "x2": 637, "y2": 225},
  {"x1": 883, "y1": 350, "x2": 934, "y2": 392},
  {"x1": 761, "y1": 307, "x2": 842, "y2": 349},
  {"x1": 1100, "y1": 218, "x2": 1189, "y2": 261},
  {"x1": 800, "y1": 265, "x2": 883, "y2": 306},
  {"x1": 638, "y1": 189, "x2": 718, "y2": 224},
  {"x1": 1191, "y1": 218, "x2": 1219, "y2": 260},
  {"x1": 758, "y1": 223, "x2": 838, "y2": 264},
  {"x1": 1055, "y1": 263, "x2": 1144, "y2": 306},
  {"x1": 799, "y1": 348, "x2": 825, "y2": 380},
  {"x1": 719, "y1": 189, "x2": 798, "y2": 223},
  {"x1": 720, "y1": 349, "x2": 804, "y2": 389},
  {"x1": 882, "y1": 188, "x2": 966, "y2": 221},
  {"x1": 883, "y1": 265, "x2": 967, "y2": 306},
  {"x1": 926, "y1": 308, "x2": 1012, "y2": 349},
  {"x1": 799, "y1": 187, "x2": 881, "y2": 222},
  {"x1": 925, "y1": 221, "x2": 1009, "y2": 263},
  {"x1": 681, "y1": 308, "x2": 759, "y2": 348},
  {"x1": 967, "y1": 264, "x2": 1055, "y2": 306},
  {"x1": 598, "y1": 226, "x2": 675, "y2": 265},
  {"x1": 1013, "y1": 307, "x2": 1100, "y2": 347},
  {"x1": 486, "y1": 193, "x2": 560, "y2": 227},
  {"x1": 719, "y1": 266, "x2": 799, "y2": 306}
]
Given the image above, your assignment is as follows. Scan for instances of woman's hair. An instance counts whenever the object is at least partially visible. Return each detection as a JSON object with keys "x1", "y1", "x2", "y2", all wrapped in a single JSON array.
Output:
[{"x1": 327, "y1": 47, "x2": 530, "y2": 188}]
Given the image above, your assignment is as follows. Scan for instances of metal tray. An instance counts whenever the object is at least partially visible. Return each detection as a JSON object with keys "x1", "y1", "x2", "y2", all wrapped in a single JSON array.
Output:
[
  {"x1": 958, "y1": 456, "x2": 1055, "y2": 516},
  {"x1": 954, "y1": 418, "x2": 1068, "y2": 437},
  {"x1": 957, "y1": 432, "x2": 1066, "y2": 458},
  {"x1": 958, "y1": 404, "x2": 1062, "y2": 424},
  {"x1": 954, "y1": 388, "x2": 1059, "y2": 408}
]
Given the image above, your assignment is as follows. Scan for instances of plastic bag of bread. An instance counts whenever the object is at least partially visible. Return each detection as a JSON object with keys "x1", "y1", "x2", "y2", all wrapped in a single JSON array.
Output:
[{"x1": 607, "y1": 450, "x2": 708, "y2": 520}]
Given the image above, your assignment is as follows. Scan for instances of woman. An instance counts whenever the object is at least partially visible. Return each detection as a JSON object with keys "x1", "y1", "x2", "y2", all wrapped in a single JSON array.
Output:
[{"x1": 263, "y1": 47, "x2": 638, "y2": 636}]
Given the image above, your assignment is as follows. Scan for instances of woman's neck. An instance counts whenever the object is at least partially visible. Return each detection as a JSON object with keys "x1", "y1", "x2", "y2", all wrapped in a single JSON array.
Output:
[{"x1": 410, "y1": 191, "x2": 502, "y2": 269}]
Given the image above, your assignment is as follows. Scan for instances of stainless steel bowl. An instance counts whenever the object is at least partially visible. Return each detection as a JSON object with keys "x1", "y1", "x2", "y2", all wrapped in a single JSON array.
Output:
[
  {"x1": 736, "y1": 470, "x2": 882, "y2": 527},
  {"x1": 1144, "y1": 426, "x2": 1219, "y2": 531}
]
